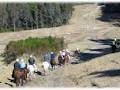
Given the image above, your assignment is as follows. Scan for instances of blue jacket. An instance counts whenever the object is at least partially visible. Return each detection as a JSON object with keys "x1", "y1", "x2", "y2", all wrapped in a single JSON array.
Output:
[
  {"x1": 51, "y1": 53, "x2": 55, "y2": 60},
  {"x1": 44, "y1": 53, "x2": 51, "y2": 63},
  {"x1": 14, "y1": 62, "x2": 20, "y2": 69},
  {"x1": 19, "y1": 62, "x2": 26, "y2": 69}
]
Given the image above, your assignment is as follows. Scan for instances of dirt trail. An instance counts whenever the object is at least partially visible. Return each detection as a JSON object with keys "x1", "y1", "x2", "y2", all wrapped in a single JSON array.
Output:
[{"x1": 0, "y1": 4, "x2": 120, "y2": 87}]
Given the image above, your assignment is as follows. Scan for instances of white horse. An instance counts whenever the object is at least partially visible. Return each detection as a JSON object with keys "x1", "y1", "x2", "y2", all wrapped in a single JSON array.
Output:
[
  {"x1": 27, "y1": 64, "x2": 38, "y2": 80},
  {"x1": 42, "y1": 61, "x2": 50, "y2": 76}
]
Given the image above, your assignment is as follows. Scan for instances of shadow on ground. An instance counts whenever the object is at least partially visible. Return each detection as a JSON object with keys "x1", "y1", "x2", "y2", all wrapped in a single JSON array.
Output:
[
  {"x1": 7, "y1": 78, "x2": 15, "y2": 83},
  {"x1": 71, "y1": 38, "x2": 120, "y2": 64},
  {"x1": 35, "y1": 71, "x2": 42, "y2": 76},
  {"x1": 4, "y1": 82, "x2": 14, "y2": 87},
  {"x1": 88, "y1": 69, "x2": 120, "y2": 77},
  {"x1": 3, "y1": 78, "x2": 14, "y2": 87}
]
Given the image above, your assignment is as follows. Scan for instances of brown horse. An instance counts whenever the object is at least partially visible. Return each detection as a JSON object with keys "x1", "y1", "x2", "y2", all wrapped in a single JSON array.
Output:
[
  {"x1": 14, "y1": 68, "x2": 28, "y2": 87},
  {"x1": 58, "y1": 54, "x2": 69, "y2": 66},
  {"x1": 58, "y1": 55, "x2": 64, "y2": 66},
  {"x1": 64, "y1": 54, "x2": 69, "y2": 65}
]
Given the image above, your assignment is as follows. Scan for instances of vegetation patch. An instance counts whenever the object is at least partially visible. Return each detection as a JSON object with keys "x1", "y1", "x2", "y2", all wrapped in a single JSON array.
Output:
[{"x1": 4, "y1": 36, "x2": 65, "y2": 64}]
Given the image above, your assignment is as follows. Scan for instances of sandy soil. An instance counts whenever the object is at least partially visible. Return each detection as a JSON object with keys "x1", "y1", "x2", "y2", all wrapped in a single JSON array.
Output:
[{"x1": 0, "y1": 4, "x2": 120, "y2": 87}]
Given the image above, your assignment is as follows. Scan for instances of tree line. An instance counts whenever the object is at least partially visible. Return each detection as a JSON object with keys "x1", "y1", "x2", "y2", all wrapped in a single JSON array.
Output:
[
  {"x1": 101, "y1": 3, "x2": 120, "y2": 13},
  {"x1": 0, "y1": 3, "x2": 74, "y2": 32}
]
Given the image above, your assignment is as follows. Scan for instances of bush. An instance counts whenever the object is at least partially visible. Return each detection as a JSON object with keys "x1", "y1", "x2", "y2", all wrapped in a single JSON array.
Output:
[{"x1": 4, "y1": 36, "x2": 65, "y2": 64}]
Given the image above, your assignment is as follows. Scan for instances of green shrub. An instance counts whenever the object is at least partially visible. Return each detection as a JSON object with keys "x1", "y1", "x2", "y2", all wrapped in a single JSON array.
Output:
[{"x1": 4, "y1": 36, "x2": 65, "y2": 64}]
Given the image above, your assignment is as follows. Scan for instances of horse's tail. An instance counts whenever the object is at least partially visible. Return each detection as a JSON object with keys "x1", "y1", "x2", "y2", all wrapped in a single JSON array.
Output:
[
  {"x1": 42, "y1": 63, "x2": 49, "y2": 75},
  {"x1": 64, "y1": 55, "x2": 69, "y2": 64}
]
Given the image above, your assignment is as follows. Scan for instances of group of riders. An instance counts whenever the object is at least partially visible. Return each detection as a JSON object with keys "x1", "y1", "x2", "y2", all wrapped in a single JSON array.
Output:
[
  {"x1": 11, "y1": 36, "x2": 118, "y2": 87},
  {"x1": 12, "y1": 48, "x2": 80, "y2": 86}
]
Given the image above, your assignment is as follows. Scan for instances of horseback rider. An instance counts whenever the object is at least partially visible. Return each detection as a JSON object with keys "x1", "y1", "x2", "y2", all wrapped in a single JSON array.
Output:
[
  {"x1": 50, "y1": 52, "x2": 56, "y2": 69},
  {"x1": 44, "y1": 53, "x2": 51, "y2": 63},
  {"x1": 19, "y1": 59, "x2": 27, "y2": 70},
  {"x1": 14, "y1": 59, "x2": 28, "y2": 86},
  {"x1": 60, "y1": 50, "x2": 66, "y2": 60},
  {"x1": 75, "y1": 48, "x2": 80, "y2": 57},
  {"x1": 50, "y1": 52, "x2": 55, "y2": 61},
  {"x1": 14, "y1": 59, "x2": 20, "y2": 69},
  {"x1": 112, "y1": 38, "x2": 117, "y2": 53},
  {"x1": 76, "y1": 48, "x2": 80, "y2": 53},
  {"x1": 28, "y1": 55, "x2": 38, "y2": 71},
  {"x1": 112, "y1": 38, "x2": 117, "y2": 45},
  {"x1": 12, "y1": 59, "x2": 20, "y2": 78},
  {"x1": 28, "y1": 55, "x2": 35, "y2": 65}
]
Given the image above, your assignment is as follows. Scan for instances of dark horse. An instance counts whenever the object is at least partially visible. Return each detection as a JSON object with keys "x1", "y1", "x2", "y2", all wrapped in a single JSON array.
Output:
[
  {"x1": 14, "y1": 68, "x2": 28, "y2": 87},
  {"x1": 58, "y1": 54, "x2": 69, "y2": 66},
  {"x1": 50, "y1": 59, "x2": 57, "y2": 70},
  {"x1": 111, "y1": 44, "x2": 117, "y2": 53}
]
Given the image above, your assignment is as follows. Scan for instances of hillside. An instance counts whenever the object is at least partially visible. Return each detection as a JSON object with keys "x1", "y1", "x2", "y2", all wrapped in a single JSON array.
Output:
[{"x1": 0, "y1": 4, "x2": 120, "y2": 87}]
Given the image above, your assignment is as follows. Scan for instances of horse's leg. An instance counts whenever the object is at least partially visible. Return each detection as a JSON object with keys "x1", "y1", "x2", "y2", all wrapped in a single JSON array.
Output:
[
  {"x1": 43, "y1": 69, "x2": 46, "y2": 76},
  {"x1": 54, "y1": 65, "x2": 55, "y2": 70},
  {"x1": 23, "y1": 74, "x2": 27, "y2": 84},
  {"x1": 25, "y1": 73, "x2": 28, "y2": 83},
  {"x1": 29, "y1": 72, "x2": 32, "y2": 81},
  {"x1": 28, "y1": 73, "x2": 31, "y2": 81},
  {"x1": 16, "y1": 78, "x2": 20, "y2": 87},
  {"x1": 21, "y1": 77, "x2": 24, "y2": 86},
  {"x1": 53, "y1": 62, "x2": 56, "y2": 70},
  {"x1": 66, "y1": 58, "x2": 69, "y2": 65},
  {"x1": 63, "y1": 59, "x2": 65, "y2": 65},
  {"x1": 33, "y1": 71, "x2": 36, "y2": 78},
  {"x1": 51, "y1": 64, "x2": 53, "y2": 71},
  {"x1": 43, "y1": 67, "x2": 46, "y2": 76},
  {"x1": 53, "y1": 65, "x2": 55, "y2": 70},
  {"x1": 14, "y1": 77, "x2": 16, "y2": 83},
  {"x1": 59, "y1": 59, "x2": 62, "y2": 66}
]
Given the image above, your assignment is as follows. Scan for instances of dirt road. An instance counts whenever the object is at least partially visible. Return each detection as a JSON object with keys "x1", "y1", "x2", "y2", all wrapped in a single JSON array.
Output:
[{"x1": 0, "y1": 4, "x2": 120, "y2": 87}]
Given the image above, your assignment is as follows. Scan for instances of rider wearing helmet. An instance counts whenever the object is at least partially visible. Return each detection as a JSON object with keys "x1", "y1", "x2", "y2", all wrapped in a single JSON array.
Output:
[
  {"x1": 61, "y1": 50, "x2": 66, "y2": 60},
  {"x1": 75, "y1": 48, "x2": 80, "y2": 57},
  {"x1": 12, "y1": 58, "x2": 20, "y2": 78},
  {"x1": 50, "y1": 52, "x2": 55, "y2": 61},
  {"x1": 113, "y1": 38, "x2": 117, "y2": 45},
  {"x1": 28, "y1": 55, "x2": 35, "y2": 65},
  {"x1": 112, "y1": 38, "x2": 117, "y2": 53},
  {"x1": 14, "y1": 59, "x2": 20, "y2": 69}
]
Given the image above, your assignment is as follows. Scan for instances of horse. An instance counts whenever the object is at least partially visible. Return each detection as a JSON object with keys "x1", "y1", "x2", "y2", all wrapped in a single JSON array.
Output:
[
  {"x1": 14, "y1": 68, "x2": 28, "y2": 87},
  {"x1": 111, "y1": 45, "x2": 116, "y2": 53},
  {"x1": 58, "y1": 54, "x2": 69, "y2": 66},
  {"x1": 58, "y1": 55, "x2": 64, "y2": 66},
  {"x1": 64, "y1": 54, "x2": 69, "y2": 65},
  {"x1": 50, "y1": 59, "x2": 57, "y2": 70},
  {"x1": 74, "y1": 50, "x2": 80, "y2": 58},
  {"x1": 27, "y1": 64, "x2": 38, "y2": 81},
  {"x1": 42, "y1": 61, "x2": 50, "y2": 76}
]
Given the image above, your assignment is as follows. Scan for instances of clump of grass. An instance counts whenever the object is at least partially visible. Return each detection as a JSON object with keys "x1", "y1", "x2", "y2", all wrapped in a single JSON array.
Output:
[{"x1": 4, "y1": 36, "x2": 65, "y2": 64}]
